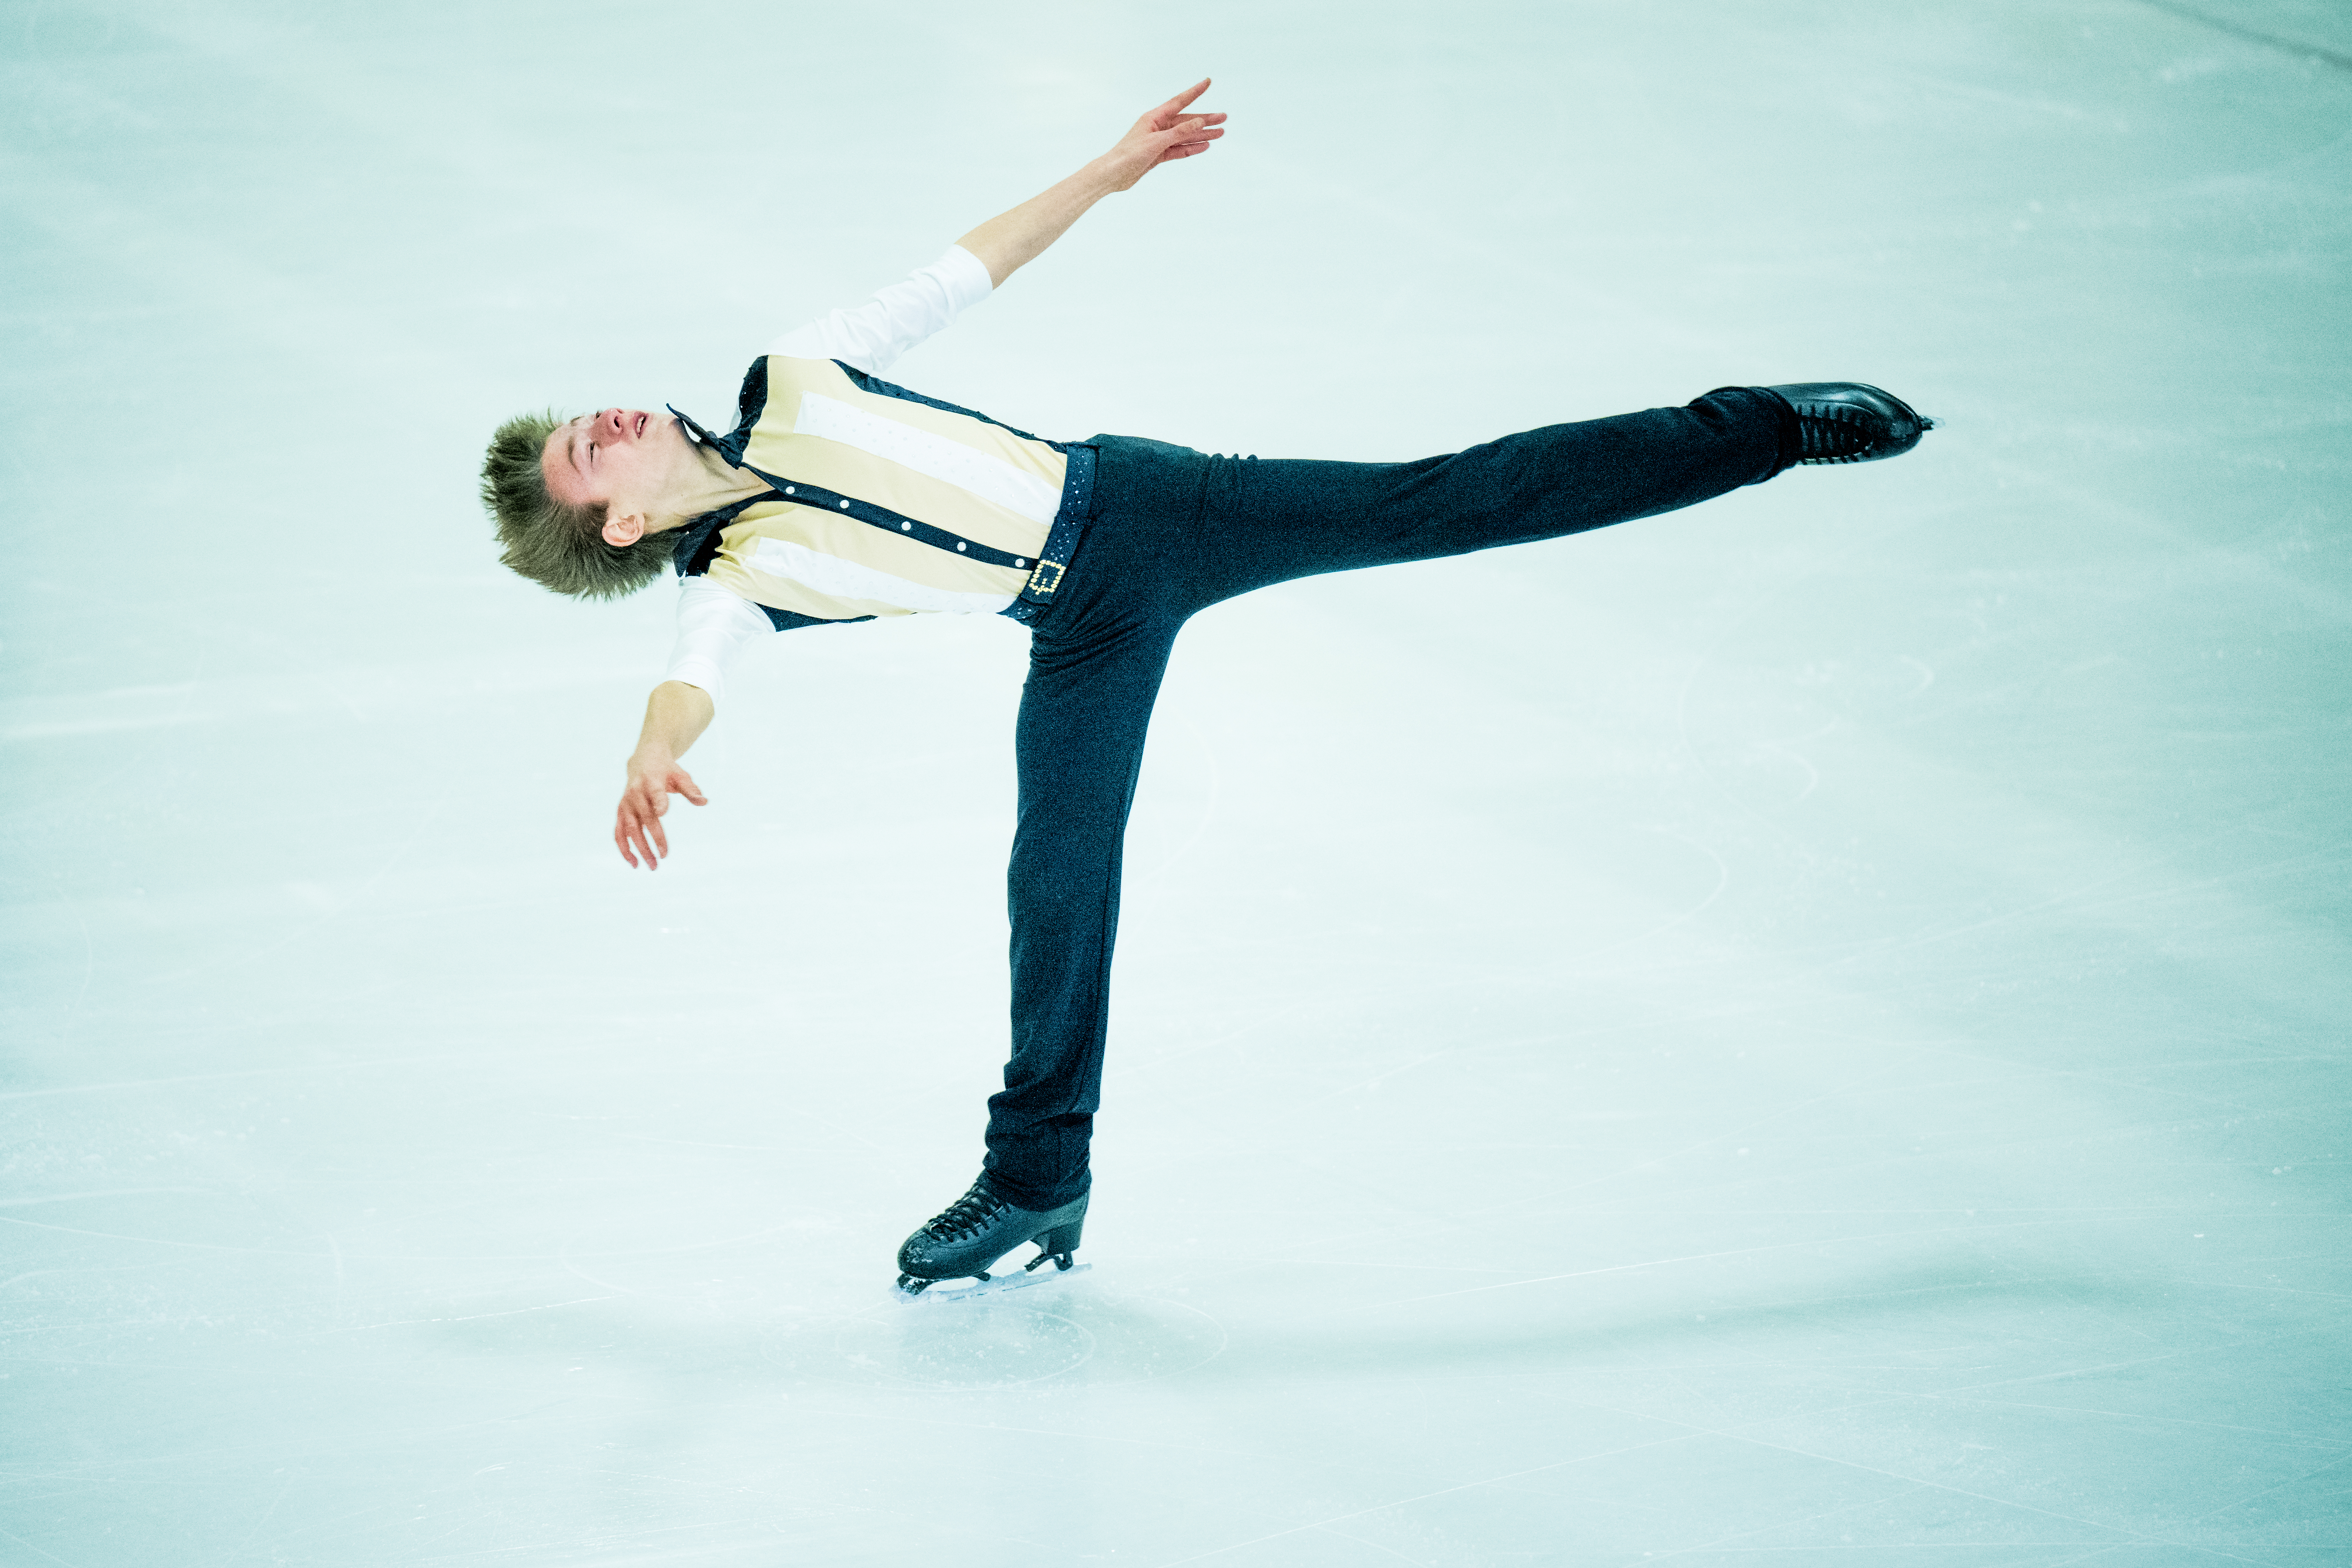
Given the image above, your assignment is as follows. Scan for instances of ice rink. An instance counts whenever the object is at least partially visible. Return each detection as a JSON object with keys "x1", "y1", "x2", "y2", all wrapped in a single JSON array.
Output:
[{"x1": 5, "y1": 1, "x2": 2349, "y2": 1563}]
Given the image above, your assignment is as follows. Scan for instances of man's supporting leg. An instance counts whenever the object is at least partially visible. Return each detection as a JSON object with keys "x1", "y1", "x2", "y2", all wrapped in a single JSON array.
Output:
[{"x1": 983, "y1": 611, "x2": 1184, "y2": 1211}]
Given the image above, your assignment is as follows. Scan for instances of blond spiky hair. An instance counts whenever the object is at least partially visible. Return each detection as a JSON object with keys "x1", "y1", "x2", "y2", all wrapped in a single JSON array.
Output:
[{"x1": 479, "y1": 409, "x2": 674, "y2": 600}]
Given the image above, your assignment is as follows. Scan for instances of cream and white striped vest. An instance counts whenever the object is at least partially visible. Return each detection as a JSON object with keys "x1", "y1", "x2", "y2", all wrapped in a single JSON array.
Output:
[{"x1": 669, "y1": 355, "x2": 1095, "y2": 629}]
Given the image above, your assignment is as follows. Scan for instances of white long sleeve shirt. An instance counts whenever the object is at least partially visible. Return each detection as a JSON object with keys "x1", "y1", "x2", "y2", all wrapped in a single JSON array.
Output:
[{"x1": 662, "y1": 243, "x2": 997, "y2": 705}]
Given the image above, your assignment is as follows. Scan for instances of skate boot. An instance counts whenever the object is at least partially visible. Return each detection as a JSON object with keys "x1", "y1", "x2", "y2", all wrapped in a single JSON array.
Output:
[
  {"x1": 1767, "y1": 383, "x2": 1937, "y2": 465},
  {"x1": 894, "y1": 1175, "x2": 1088, "y2": 1299}
]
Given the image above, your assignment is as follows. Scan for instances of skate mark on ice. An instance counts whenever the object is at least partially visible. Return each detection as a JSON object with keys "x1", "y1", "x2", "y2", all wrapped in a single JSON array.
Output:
[
  {"x1": 129, "y1": 782, "x2": 457, "y2": 991},
  {"x1": 1356, "y1": 1211, "x2": 2164, "y2": 1312},
  {"x1": 1137, "y1": 709, "x2": 1222, "y2": 889},
  {"x1": 559, "y1": 1254, "x2": 647, "y2": 1299},
  {"x1": 827, "y1": 1301, "x2": 1099, "y2": 1389},
  {"x1": 0, "y1": 1054, "x2": 471, "y2": 1103},
  {"x1": 0, "y1": 1187, "x2": 216, "y2": 1208},
  {"x1": 323, "y1": 1295, "x2": 621, "y2": 1335},
  {"x1": 819, "y1": 1292, "x2": 1228, "y2": 1389},
  {"x1": 1901, "y1": 1035, "x2": 2305, "y2": 1120},
  {"x1": 2130, "y1": 0, "x2": 2352, "y2": 73},
  {"x1": 2180, "y1": 1448, "x2": 2352, "y2": 1528},
  {"x1": 1805, "y1": 834, "x2": 2352, "y2": 980},
  {"x1": 1513, "y1": 824, "x2": 1733, "y2": 982},
  {"x1": 1642, "y1": 1480, "x2": 1940, "y2": 1563},
  {"x1": 530, "y1": 1099, "x2": 892, "y2": 1156},
  {"x1": 1564, "y1": 1394, "x2": 2186, "y2": 1553},
  {"x1": 50, "y1": 903, "x2": 94, "y2": 1053},
  {"x1": 1923, "y1": 1346, "x2": 2352, "y2": 1448},
  {"x1": 0, "y1": 1525, "x2": 87, "y2": 1568},
  {"x1": 214, "y1": 1470, "x2": 293, "y2": 1567},
  {"x1": 1286, "y1": 1048, "x2": 1464, "y2": 1112},
  {"x1": 1151, "y1": 1425, "x2": 1717, "y2": 1566},
  {"x1": 1119, "y1": 996, "x2": 1316, "y2": 1083},
  {"x1": 0, "y1": 1210, "x2": 806, "y2": 1263},
  {"x1": 813, "y1": 1385, "x2": 1262, "y2": 1460},
  {"x1": 1531, "y1": 1060, "x2": 1906, "y2": 1204},
  {"x1": 1748, "y1": 714, "x2": 1836, "y2": 806},
  {"x1": 1305, "y1": 1521, "x2": 1427, "y2": 1565},
  {"x1": 1667, "y1": 504, "x2": 1880, "y2": 836}
]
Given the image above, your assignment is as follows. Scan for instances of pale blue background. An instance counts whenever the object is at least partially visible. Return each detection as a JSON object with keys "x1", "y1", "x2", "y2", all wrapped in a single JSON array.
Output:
[{"x1": 3, "y1": 1, "x2": 2348, "y2": 1563}]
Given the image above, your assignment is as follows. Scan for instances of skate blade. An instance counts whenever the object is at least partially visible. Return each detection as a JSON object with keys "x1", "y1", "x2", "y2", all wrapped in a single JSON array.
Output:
[{"x1": 898, "y1": 1262, "x2": 1091, "y2": 1306}]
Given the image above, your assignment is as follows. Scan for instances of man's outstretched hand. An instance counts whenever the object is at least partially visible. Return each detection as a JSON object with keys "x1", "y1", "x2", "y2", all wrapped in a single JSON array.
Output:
[
  {"x1": 1101, "y1": 78, "x2": 1226, "y2": 191},
  {"x1": 958, "y1": 77, "x2": 1228, "y2": 285},
  {"x1": 615, "y1": 750, "x2": 707, "y2": 870}
]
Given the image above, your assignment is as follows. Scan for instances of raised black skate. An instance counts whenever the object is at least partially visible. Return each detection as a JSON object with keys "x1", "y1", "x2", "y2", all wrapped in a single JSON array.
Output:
[
  {"x1": 894, "y1": 1176, "x2": 1089, "y2": 1302},
  {"x1": 1768, "y1": 383, "x2": 1938, "y2": 465}
]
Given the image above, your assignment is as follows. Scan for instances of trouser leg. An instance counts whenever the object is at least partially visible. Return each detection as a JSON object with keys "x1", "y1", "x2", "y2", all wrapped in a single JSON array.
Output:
[
  {"x1": 973, "y1": 385, "x2": 1788, "y2": 1203},
  {"x1": 982, "y1": 612, "x2": 1183, "y2": 1210},
  {"x1": 1177, "y1": 385, "x2": 1792, "y2": 607}
]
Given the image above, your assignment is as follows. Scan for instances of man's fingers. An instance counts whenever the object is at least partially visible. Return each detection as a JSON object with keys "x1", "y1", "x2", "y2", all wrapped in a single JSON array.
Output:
[
  {"x1": 1159, "y1": 130, "x2": 1222, "y2": 162},
  {"x1": 1156, "y1": 122, "x2": 1224, "y2": 151},
  {"x1": 1155, "y1": 77, "x2": 1210, "y2": 117},
  {"x1": 619, "y1": 808, "x2": 655, "y2": 870},
  {"x1": 614, "y1": 773, "x2": 696, "y2": 871}
]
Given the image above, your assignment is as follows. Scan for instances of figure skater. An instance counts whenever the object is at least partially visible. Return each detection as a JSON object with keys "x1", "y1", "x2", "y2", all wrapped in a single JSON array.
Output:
[{"x1": 477, "y1": 80, "x2": 1935, "y2": 1296}]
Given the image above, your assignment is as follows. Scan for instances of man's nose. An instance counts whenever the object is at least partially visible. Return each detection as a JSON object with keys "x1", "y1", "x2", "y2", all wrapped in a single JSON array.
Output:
[{"x1": 602, "y1": 408, "x2": 630, "y2": 437}]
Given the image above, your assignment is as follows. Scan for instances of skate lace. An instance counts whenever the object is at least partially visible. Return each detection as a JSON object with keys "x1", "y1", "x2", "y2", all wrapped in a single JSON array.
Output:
[
  {"x1": 922, "y1": 1181, "x2": 1008, "y2": 1241},
  {"x1": 1798, "y1": 404, "x2": 1871, "y2": 462}
]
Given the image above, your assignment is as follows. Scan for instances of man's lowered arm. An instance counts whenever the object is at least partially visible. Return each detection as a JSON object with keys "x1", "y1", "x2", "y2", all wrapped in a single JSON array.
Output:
[
  {"x1": 615, "y1": 680, "x2": 713, "y2": 871},
  {"x1": 611, "y1": 79, "x2": 1226, "y2": 870}
]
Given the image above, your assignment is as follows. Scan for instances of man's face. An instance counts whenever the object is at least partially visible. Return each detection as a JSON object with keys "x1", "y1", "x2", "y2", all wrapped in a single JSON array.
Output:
[{"x1": 541, "y1": 407, "x2": 691, "y2": 545}]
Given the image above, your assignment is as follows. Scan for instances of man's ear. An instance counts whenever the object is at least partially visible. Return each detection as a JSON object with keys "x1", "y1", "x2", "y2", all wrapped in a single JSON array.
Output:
[{"x1": 601, "y1": 512, "x2": 646, "y2": 547}]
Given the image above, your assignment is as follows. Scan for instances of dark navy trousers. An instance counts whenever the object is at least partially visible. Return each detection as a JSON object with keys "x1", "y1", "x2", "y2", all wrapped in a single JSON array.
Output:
[{"x1": 981, "y1": 386, "x2": 1796, "y2": 1209}]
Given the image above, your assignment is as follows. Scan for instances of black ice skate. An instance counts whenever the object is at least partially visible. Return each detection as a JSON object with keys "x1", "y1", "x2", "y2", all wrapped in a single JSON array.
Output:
[
  {"x1": 1768, "y1": 383, "x2": 1938, "y2": 465},
  {"x1": 894, "y1": 1176, "x2": 1088, "y2": 1301}
]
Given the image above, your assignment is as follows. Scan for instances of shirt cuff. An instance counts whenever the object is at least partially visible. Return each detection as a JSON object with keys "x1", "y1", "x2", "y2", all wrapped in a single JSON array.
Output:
[
  {"x1": 938, "y1": 242, "x2": 994, "y2": 305},
  {"x1": 662, "y1": 657, "x2": 729, "y2": 706}
]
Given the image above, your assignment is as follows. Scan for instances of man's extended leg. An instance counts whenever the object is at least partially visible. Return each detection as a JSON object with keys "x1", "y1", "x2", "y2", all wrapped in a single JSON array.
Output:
[{"x1": 1175, "y1": 385, "x2": 1798, "y2": 608}]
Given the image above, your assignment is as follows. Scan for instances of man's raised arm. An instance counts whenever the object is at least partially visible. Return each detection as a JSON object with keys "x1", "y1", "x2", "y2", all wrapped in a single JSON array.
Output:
[
  {"x1": 768, "y1": 80, "x2": 1226, "y2": 375},
  {"x1": 955, "y1": 78, "x2": 1225, "y2": 287}
]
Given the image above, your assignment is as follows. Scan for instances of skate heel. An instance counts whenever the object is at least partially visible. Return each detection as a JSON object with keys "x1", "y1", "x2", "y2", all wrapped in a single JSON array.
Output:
[{"x1": 1024, "y1": 1219, "x2": 1085, "y2": 1272}]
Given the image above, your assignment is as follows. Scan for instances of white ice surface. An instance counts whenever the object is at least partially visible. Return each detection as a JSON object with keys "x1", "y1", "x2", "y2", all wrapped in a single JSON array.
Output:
[{"x1": 4, "y1": 2, "x2": 2349, "y2": 1565}]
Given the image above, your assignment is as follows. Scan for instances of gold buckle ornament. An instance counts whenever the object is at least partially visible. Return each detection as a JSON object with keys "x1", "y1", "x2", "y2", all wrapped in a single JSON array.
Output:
[{"x1": 1027, "y1": 559, "x2": 1064, "y2": 596}]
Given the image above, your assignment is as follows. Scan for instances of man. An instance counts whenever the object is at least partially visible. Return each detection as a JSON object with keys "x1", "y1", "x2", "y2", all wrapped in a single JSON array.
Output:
[{"x1": 479, "y1": 79, "x2": 1935, "y2": 1297}]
